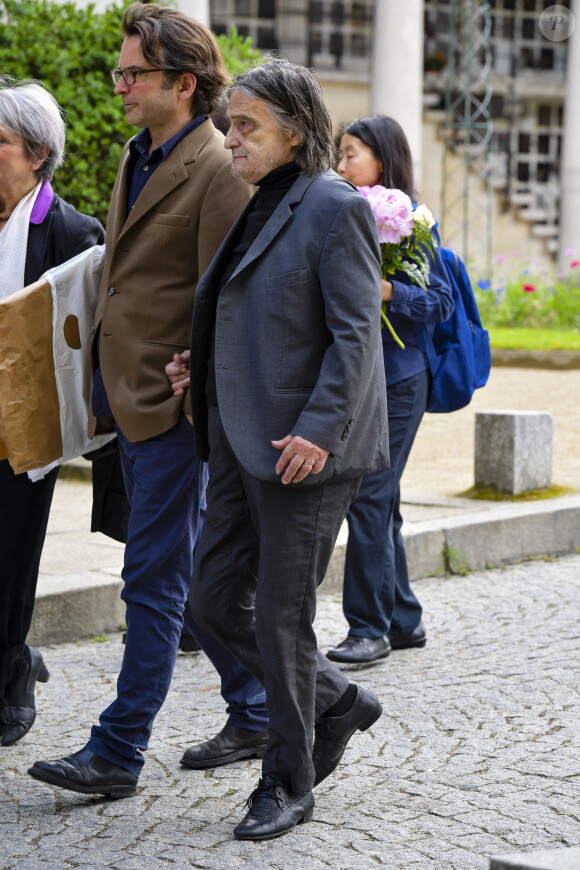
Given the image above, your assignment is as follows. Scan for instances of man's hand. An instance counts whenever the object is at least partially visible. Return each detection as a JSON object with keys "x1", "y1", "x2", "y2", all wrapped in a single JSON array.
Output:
[
  {"x1": 165, "y1": 351, "x2": 190, "y2": 396},
  {"x1": 272, "y1": 435, "x2": 329, "y2": 485}
]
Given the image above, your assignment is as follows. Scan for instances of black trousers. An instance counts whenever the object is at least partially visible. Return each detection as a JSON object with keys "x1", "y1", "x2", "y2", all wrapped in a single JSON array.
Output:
[
  {"x1": 0, "y1": 459, "x2": 59, "y2": 694},
  {"x1": 190, "y1": 407, "x2": 359, "y2": 795}
]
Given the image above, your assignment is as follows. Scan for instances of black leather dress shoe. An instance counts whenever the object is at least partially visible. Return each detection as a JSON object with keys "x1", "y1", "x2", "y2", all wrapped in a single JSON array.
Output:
[
  {"x1": 28, "y1": 748, "x2": 138, "y2": 798},
  {"x1": 178, "y1": 631, "x2": 201, "y2": 653},
  {"x1": 233, "y1": 775, "x2": 314, "y2": 840},
  {"x1": 180, "y1": 724, "x2": 268, "y2": 769},
  {"x1": 326, "y1": 635, "x2": 391, "y2": 664},
  {"x1": 313, "y1": 684, "x2": 382, "y2": 786},
  {"x1": 0, "y1": 648, "x2": 50, "y2": 747},
  {"x1": 388, "y1": 619, "x2": 427, "y2": 649}
]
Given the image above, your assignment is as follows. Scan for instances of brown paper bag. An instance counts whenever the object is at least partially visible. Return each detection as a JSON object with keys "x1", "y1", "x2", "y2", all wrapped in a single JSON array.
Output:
[{"x1": 0, "y1": 279, "x2": 63, "y2": 473}]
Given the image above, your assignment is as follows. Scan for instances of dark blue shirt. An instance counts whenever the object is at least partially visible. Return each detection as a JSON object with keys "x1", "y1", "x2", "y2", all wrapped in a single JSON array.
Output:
[
  {"x1": 126, "y1": 114, "x2": 205, "y2": 215},
  {"x1": 92, "y1": 115, "x2": 206, "y2": 418}
]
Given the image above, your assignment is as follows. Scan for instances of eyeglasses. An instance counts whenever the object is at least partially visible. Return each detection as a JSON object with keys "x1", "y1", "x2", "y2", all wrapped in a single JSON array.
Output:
[{"x1": 110, "y1": 67, "x2": 165, "y2": 86}]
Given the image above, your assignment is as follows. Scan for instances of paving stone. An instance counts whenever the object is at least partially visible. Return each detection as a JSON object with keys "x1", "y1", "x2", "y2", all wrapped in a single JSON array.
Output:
[{"x1": 2, "y1": 557, "x2": 580, "y2": 868}]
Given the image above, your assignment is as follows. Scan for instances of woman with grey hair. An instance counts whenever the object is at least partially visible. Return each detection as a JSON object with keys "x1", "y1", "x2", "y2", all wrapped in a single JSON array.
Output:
[{"x1": 0, "y1": 77, "x2": 104, "y2": 746}]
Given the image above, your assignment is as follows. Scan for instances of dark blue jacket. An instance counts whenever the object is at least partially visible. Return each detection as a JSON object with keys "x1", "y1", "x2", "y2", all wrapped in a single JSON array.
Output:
[{"x1": 382, "y1": 226, "x2": 454, "y2": 386}]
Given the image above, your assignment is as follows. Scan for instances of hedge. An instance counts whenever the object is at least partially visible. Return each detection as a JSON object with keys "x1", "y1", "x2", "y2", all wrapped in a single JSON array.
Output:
[{"x1": 0, "y1": 0, "x2": 259, "y2": 225}]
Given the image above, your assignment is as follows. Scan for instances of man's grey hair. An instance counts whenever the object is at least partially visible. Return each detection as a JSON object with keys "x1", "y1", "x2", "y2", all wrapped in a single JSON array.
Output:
[
  {"x1": 0, "y1": 77, "x2": 65, "y2": 182},
  {"x1": 227, "y1": 58, "x2": 335, "y2": 175}
]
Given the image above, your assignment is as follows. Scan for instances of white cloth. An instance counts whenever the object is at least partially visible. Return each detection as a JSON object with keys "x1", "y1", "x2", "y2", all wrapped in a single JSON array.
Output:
[
  {"x1": 27, "y1": 460, "x2": 60, "y2": 483},
  {"x1": 0, "y1": 183, "x2": 41, "y2": 300},
  {"x1": 42, "y1": 244, "x2": 114, "y2": 470}
]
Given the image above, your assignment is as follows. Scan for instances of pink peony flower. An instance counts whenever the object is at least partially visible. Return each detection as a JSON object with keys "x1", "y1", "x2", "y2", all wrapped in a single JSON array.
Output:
[
  {"x1": 570, "y1": 260, "x2": 580, "y2": 268},
  {"x1": 357, "y1": 185, "x2": 414, "y2": 244},
  {"x1": 523, "y1": 284, "x2": 536, "y2": 293},
  {"x1": 565, "y1": 248, "x2": 577, "y2": 257}
]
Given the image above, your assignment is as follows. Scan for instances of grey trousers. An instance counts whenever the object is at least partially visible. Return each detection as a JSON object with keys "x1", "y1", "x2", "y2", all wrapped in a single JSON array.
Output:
[{"x1": 190, "y1": 407, "x2": 359, "y2": 795}]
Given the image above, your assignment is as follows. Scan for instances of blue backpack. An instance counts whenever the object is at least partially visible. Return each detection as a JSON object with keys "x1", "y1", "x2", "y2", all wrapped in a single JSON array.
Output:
[{"x1": 419, "y1": 248, "x2": 491, "y2": 413}]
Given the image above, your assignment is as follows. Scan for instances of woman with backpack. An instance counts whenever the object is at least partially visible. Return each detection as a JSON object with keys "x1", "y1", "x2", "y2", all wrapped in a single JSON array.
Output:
[{"x1": 326, "y1": 115, "x2": 454, "y2": 665}]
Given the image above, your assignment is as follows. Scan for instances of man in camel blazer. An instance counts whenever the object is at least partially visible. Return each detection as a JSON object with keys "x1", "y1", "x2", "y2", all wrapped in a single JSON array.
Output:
[
  {"x1": 87, "y1": 113, "x2": 242, "y2": 442},
  {"x1": 29, "y1": 3, "x2": 267, "y2": 799}
]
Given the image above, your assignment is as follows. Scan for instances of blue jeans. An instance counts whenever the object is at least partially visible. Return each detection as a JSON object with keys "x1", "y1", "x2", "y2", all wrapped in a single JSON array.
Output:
[
  {"x1": 183, "y1": 610, "x2": 267, "y2": 730},
  {"x1": 343, "y1": 370, "x2": 429, "y2": 638},
  {"x1": 86, "y1": 416, "x2": 266, "y2": 776}
]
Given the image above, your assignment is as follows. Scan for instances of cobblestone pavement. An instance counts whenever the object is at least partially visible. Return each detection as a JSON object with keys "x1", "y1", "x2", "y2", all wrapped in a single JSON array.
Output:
[{"x1": 2, "y1": 555, "x2": 579, "y2": 870}]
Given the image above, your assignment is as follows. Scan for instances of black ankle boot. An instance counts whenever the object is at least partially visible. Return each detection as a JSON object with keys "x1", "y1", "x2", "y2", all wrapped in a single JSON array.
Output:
[{"x1": 0, "y1": 648, "x2": 50, "y2": 746}]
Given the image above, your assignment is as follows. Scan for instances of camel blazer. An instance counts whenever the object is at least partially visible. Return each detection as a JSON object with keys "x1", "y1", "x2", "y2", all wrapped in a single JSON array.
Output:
[
  {"x1": 190, "y1": 169, "x2": 390, "y2": 484},
  {"x1": 88, "y1": 119, "x2": 251, "y2": 443}
]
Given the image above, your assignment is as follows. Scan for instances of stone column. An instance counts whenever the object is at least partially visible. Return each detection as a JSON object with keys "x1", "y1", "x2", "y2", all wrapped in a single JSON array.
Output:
[
  {"x1": 371, "y1": 0, "x2": 425, "y2": 188},
  {"x1": 177, "y1": 0, "x2": 210, "y2": 26},
  {"x1": 558, "y1": 0, "x2": 580, "y2": 270},
  {"x1": 277, "y1": 0, "x2": 309, "y2": 65}
]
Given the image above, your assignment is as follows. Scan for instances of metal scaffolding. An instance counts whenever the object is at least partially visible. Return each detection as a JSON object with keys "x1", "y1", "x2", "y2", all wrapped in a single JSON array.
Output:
[{"x1": 440, "y1": 0, "x2": 493, "y2": 275}]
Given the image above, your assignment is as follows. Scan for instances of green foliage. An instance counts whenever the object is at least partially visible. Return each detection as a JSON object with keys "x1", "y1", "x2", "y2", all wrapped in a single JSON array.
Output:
[
  {"x1": 442, "y1": 544, "x2": 470, "y2": 576},
  {"x1": 215, "y1": 25, "x2": 261, "y2": 78},
  {"x1": 473, "y1": 250, "x2": 580, "y2": 334},
  {"x1": 0, "y1": 2, "x2": 260, "y2": 225},
  {"x1": 381, "y1": 220, "x2": 436, "y2": 291},
  {"x1": 380, "y1": 214, "x2": 436, "y2": 349},
  {"x1": 0, "y1": 0, "x2": 133, "y2": 225},
  {"x1": 477, "y1": 275, "x2": 580, "y2": 331}
]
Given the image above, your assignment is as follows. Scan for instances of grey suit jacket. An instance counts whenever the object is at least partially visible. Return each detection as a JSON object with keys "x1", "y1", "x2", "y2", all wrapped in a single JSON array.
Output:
[{"x1": 190, "y1": 169, "x2": 389, "y2": 484}]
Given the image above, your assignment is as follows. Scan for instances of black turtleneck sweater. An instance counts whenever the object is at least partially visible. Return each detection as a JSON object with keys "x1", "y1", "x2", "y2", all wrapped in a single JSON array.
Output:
[{"x1": 205, "y1": 161, "x2": 301, "y2": 407}]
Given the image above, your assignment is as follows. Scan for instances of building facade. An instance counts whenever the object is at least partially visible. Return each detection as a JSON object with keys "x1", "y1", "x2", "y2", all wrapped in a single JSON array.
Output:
[
  {"x1": 62, "y1": 0, "x2": 577, "y2": 264},
  {"x1": 209, "y1": 0, "x2": 576, "y2": 263}
]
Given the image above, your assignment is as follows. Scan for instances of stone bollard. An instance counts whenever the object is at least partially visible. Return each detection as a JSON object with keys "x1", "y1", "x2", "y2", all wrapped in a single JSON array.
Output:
[
  {"x1": 474, "y1": 411, "x2": 553, "y2": 494},
  {"x1": 490, "y1": 846, "x2": 580, "y2": 870}
]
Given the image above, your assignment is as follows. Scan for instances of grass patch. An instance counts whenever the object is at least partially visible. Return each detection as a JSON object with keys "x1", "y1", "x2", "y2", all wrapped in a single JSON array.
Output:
[
  {"x1": 443, "y1": 545, "x2": 470, "y2": 576},
  {"x1": 459, "y1": 483, "x2": 575, "y2": 501},
  {"x1": 473, "y1": 256, "x2": 580, "y2": 352},
  {"x1": 489, "y1": 327, "x2": 580, "y2": 351}
]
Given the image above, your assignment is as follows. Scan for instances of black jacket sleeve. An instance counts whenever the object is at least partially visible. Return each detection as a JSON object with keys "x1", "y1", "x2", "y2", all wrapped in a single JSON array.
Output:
[{"x1": 24, "y1": 194, "x2": 105, "y2": 286}]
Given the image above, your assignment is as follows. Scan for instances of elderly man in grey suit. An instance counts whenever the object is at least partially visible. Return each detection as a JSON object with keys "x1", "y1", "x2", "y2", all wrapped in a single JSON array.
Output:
[{"x1": 169, "y1": 58, "x2": 389, "y2": 841}]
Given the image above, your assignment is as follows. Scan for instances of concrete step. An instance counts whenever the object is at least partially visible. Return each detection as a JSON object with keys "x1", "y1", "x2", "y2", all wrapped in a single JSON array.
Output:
[{"x1": 29, "y1": 487, "x2": 580, "y2": 647}]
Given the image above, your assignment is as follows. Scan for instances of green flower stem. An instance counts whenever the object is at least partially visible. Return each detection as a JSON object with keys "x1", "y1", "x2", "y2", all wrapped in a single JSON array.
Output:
[{"x1": 381, "y1": 306, "x2": 405, "y2": 349}]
